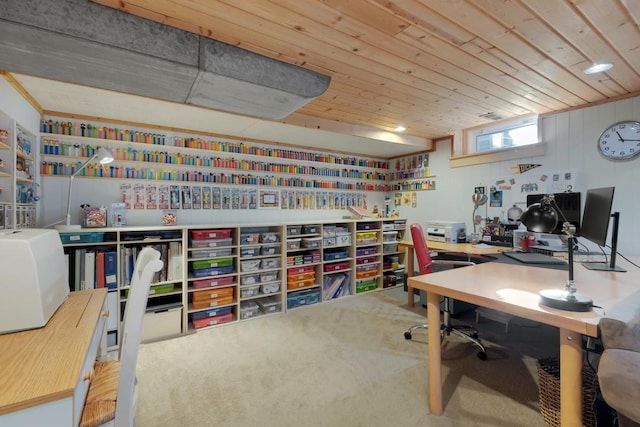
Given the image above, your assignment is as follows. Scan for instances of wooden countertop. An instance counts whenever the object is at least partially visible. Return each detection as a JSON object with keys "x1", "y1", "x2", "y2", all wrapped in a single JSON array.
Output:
[{"x1": 0, "y1": 289, "x2": 107, "y2": 415}]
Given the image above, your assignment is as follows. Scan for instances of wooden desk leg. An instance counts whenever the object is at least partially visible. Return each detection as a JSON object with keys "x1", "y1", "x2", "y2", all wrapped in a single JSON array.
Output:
[
  {"x1": 559, "y1": 328, "x2": 582, "y2": 427},
  {"x1": 427, "y1": 291, "x2": 443, "y2": 415},
  {"x1": 406, "y1": 248, "x2": 415, "y2": 307}
]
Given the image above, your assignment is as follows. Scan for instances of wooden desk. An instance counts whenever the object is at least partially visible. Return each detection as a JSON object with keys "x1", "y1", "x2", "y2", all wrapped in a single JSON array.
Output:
[
  {"x1": 0, "y1": 289, "x2": 108, "y2": 427},
  {"x1": 408, "y1": 260, "x2": 640, "y2": 427},
  {"x1": 398, "y1": 239, "x2": 507, "y2": 307}
]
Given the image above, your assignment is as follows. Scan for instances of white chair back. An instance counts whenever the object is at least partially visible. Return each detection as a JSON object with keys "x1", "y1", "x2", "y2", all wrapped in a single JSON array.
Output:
[{"x1": 115, "y1": 247, "x2": 163, "y2": 425}]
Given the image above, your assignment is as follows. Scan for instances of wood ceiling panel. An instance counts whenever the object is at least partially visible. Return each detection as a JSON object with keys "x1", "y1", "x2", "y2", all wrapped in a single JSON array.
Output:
[{"x1": 88, "y1": 0, "x2": 640, "y2": 142}]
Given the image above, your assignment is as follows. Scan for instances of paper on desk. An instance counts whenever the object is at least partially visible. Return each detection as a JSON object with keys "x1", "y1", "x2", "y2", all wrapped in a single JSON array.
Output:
[{"x1": 472, "y1": 243, "x2": 494, "y2": 248}]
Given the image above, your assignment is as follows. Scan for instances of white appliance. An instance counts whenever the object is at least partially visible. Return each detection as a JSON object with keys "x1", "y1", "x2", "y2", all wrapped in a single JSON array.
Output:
[
  {"x1": 0, "y1": 229, "x2": 69, "y2": 334},
  {"x1": 425, "y1": 220, "x2": 466, "y2": 243}
]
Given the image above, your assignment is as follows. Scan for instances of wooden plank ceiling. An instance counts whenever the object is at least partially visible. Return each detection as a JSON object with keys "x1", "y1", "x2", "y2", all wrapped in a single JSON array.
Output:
[{"x1": 92, "y1": 0, "x2": 640, "y2": 142}]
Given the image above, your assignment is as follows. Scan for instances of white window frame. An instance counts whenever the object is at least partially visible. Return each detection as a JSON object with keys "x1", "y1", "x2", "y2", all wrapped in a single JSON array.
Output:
[{"x1": 451, "y1": 114, "x2": 544, "y2": 167}]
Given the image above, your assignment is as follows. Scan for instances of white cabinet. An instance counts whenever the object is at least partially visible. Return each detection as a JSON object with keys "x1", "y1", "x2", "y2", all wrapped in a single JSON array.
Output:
[{"x1": 0, "y1": 109, "x2": 38, "y2": 228}]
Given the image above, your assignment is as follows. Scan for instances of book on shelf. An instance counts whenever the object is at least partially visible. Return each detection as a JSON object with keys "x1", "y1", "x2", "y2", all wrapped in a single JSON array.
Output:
[
  {"x1": 348, "y1": 206, "x2": 378, "y2": 219},
  {"x1": 84, "y1": 251, "x2": 96, "y2": 290}
]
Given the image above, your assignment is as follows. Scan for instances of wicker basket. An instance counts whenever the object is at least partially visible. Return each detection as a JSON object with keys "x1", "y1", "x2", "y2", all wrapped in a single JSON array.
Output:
[{"x1": 536, "y1": 357, "x2": 599, "y2": 427}]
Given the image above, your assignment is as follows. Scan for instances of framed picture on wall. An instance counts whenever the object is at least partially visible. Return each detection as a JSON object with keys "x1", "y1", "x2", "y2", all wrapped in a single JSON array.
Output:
[{"x1": 259, "y1": 190, "x2": 280, "y2": 208}]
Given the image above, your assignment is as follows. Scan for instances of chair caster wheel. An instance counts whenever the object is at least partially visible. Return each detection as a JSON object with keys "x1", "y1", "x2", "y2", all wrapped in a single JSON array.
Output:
[
  {"x1": 477, "y1": 351, "x2": 488, "y2": 361},
  {"x1": 404, "y1": 331, "x2": 412, "y2": 340},
  {"x1": 471, "y1": 332, "x2": 479, "y2": 339}
]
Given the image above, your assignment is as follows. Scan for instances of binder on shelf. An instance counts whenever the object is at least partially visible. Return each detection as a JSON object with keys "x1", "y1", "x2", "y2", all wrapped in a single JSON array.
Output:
[
  {"x1": 96, "y1": 251, "x2": 106, "y2": 289},
  {"x1": 84, "y1": 251, "x2": 96, "y2": 290},
  {"x1": 104, "y1": 251, "x2": 118, "y2": 289}
]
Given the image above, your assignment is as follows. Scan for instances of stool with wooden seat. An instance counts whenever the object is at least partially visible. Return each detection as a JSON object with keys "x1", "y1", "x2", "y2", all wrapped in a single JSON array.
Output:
[{"x1": 80, "y1": 247, "x2": 163, "y2": 427}]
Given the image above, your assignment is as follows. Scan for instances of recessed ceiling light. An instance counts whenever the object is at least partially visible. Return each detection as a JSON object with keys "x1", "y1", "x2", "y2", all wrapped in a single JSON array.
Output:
[
  {"x1": 584, "y1": 63, "x2": 613, "y2": 74},
  {"x1": 395, "y1": 125, "x2": 406, "y2": 132}
]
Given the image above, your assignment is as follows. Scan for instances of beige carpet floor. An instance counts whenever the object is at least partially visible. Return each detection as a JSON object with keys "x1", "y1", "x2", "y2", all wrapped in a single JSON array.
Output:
[{"x1": 135, "y1": 289, "x2": 558, "y2": 426}]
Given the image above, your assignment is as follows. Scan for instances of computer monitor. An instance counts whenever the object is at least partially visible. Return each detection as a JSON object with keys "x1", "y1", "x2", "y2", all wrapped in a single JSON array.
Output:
[
  {"x1": 526, "y1": 192, "x2": 581, "y2": 235},
  {"x1": 579, "y1": 186, "x2": 625, "y2": 272}
]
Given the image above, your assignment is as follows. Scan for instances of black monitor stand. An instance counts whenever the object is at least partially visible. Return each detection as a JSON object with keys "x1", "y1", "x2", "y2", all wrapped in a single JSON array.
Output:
[{"x1": 582, "y1": 212, "x2": 626, "y2": 272}]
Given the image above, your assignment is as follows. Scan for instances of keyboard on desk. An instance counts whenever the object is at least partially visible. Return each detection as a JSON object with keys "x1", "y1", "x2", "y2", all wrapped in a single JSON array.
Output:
[
  {"x1": 571, "y1": 253, "x2": 607, "y2": 263},
  {"x1": 502, "y1": 251, "x2": 567, "y2": 265},
  {"x1": 482, "y1": 240, "x2": 513, "y2": 247}
]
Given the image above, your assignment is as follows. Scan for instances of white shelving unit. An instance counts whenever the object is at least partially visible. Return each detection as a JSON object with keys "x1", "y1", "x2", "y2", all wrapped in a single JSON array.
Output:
[{"x1": 0, "y1": 108, "x2": 38, "y2": 229}]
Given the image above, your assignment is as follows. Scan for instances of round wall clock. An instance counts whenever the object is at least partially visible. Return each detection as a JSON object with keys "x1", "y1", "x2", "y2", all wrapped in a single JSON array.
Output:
[{"x1": 597, "y1": 120, "x2": 640, "y2": 161}]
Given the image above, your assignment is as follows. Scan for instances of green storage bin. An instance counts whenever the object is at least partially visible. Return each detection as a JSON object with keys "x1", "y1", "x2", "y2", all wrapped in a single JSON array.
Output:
[{"x1": 191, "y1": 257, "x2": 233, "y2": 270}]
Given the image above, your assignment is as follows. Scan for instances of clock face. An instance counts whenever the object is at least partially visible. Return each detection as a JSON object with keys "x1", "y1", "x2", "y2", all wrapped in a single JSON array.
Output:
[{"x1": 598, "y1": 121, "x2": 640, "y2": 161}]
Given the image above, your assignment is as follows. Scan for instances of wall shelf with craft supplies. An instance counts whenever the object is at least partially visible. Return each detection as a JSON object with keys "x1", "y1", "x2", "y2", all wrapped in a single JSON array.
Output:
[
  {"x1": 388, "y1": 151, "x2": 436, "y2": 192},
  {"x1": 39, "y1": 117, "x2": 392, "y2": 192},
  {"x1": 57, "y1": 218, "x2": 406, "y2": 346},
  {"x1": 0, "y1": 108, "x2": 38, "y2": 229}
]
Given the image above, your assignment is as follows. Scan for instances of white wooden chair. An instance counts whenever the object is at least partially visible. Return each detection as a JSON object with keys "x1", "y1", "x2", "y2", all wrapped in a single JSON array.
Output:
[{"x1": 80, "y1": 247, "x2": 163, "y2": 427}]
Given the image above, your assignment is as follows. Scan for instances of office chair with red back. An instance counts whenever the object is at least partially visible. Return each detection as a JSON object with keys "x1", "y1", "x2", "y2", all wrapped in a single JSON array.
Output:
[{"x1": 404, "y1": 223, "x2": 487, "y2": 360}]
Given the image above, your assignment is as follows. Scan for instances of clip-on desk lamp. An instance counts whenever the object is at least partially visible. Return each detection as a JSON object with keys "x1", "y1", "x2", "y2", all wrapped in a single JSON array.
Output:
[
  {"x1": 520, "y1": 194, "x2": 593, "y2": 312},
  {"x1": 55, "y1": 147, "x2": 114, "y2": 231}
]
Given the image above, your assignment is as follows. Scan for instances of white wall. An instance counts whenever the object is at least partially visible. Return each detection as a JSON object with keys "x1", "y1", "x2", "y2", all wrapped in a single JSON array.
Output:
[
  {"x1": 2, "y1": 77, "x2": 638, "y2": 256},
  {"x1": 396, "y1": 97, "x2": 640, "y2": 256}
]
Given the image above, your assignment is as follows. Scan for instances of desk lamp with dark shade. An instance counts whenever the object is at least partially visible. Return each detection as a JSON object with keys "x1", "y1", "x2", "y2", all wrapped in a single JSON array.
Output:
[
  {"x1": 55, "y1": 147, "x2": 114, "y2": 231},
  {"x1": 520, "y1": 194, "x2": 593, "y2": 312}
]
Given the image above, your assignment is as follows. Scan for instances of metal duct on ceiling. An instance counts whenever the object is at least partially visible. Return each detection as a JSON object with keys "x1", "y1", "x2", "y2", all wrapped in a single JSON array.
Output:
[{"x1": 0, "y1": 0, "x2": 330, "y2": 120}]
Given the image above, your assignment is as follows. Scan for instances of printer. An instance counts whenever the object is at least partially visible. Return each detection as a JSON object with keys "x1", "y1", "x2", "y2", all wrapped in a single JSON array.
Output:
[{"x1": 425, "y1": 220, "x2": 466, "y2": 243}]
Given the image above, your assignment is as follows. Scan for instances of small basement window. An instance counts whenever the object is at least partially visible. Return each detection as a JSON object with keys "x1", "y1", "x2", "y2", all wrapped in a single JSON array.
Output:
[{"x1": 451, "y1": 114, "x2": 543, "y2": 167}]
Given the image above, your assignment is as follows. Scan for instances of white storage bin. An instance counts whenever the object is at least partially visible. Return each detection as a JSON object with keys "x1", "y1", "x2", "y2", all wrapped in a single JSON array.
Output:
[
  {"x1": 141, "y1": 304, "x2": 182, "y2": 343},
  {"x1": 240, "y1": 259, "x2": 261, "y2": 272}
]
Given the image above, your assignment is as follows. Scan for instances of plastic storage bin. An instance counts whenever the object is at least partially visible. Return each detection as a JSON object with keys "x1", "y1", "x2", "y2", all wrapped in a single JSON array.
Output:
[
  {"x1": 287, "y1": 289, "x2": 320, "y2": 309},
  {"x1": 356, "y1": 279, "x2": 377, "y2": 293},
  {"x1": 260, "y1": 271, "x2": 278, "y2": 282},
  {"x1": 240, "y1": 233, "x2": 260, "y2": 244},
  {"x1": 191, "y1": 229, "x2": 232, "y2": 240},
  {"x1": 240, "y1": 246, "x2": 260, "y2": 257},
  {"x1": 356, "y1": 231, "x2": 377, "y2": 245},
  {"x1": 287, "y1": 277, "x2": 315, "y2": 290},
  {"x1": 191, "y1": 257, "x2": 233, "y2": 270},
  {"x1": 261, "y1": 244, "x2": 280, "y2": 256},
  {"x1": 191, "y1": 238, "x2": 232, "y2": 248},
  {"x1": 324, "y1": 261, "x2": 349, "y2": 272},
  {"x1": 191, "y1": 248, "x2": 232, "y2": 259},
  {"x1": 260, "y1": 282, "x2": 280, "y2": 294},
  {"x1": 192, "y1": 275, "x2": 234, "y2": 289},
  {"x1": 190, "y1": 306, "x2": 233, "y2": 320},
  {"x1": 239, "y1": 300, "x2": 260, "y2": 319},
  {"x1": 240, "y1": 284, "x2": 261, "y2": 299},
  {"x1": 324, "y1": 250, "x2": 348, "y2": 261},
  {"x1": 287, "y1": 264, "x2": 315, "y2": 275},
  {"x1": 335, "y1": 234, "x2": 351, "y2": 246},
  {"x1": 383, "y1": 242, "x2": 398, "y2": 254},
  {"x1": 59, "y1": 232, "x2": 105, "y2": 244},
  {"x1": 240, "y1": 259, "x2": 261, "y2": 272},
  {"x1": 286, "y1": 238, "x2": 301, "y2": 250},
  {"x1": 356, "y1": 247, "x2": 377, "y2": 257},
  {"x1": 286, "y1": 225, "x2": 300, "y2": 236},
  {"x1": 301, "y1": 224, "x2": 319, "y2": 234},
  {"x1": 190, "y1": 265, "x2": 234, "y2": 278},
  {"x1": 302, "y1": 237, "x2": 322, "y2": 248},
  {"x1": 240, "y1": 273, "x2": 261, "y2": 285},
  {"x1": 383, "y1": 231, "x2": 398, "y2": 242},
  {"x1": 260, "y1": 257, "x2": 281, "y2": 269},
  {"x1": 256, "y1": 296, "x2": 282, "y2": 314},
  {"x1": 260, "y1": 232, "x2": 280, "y2": 243},
  {"x1": 191, "y1": 312, "x2": 233, "y2": 328}
]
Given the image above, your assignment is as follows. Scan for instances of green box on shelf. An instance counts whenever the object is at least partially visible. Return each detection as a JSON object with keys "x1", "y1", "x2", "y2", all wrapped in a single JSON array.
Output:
[
  {"x1": 124, "y1": 283, "x2": 174, "y2": 298},
  {"x1": 356, "y1": 280, "x2": 377, "y2": 293},
  {"x1": 59, "y1": 232, "x2": 105, "y2": 244},
  {"x1": 191, "y1": 257, "x2": 233, "y2": 270}
]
